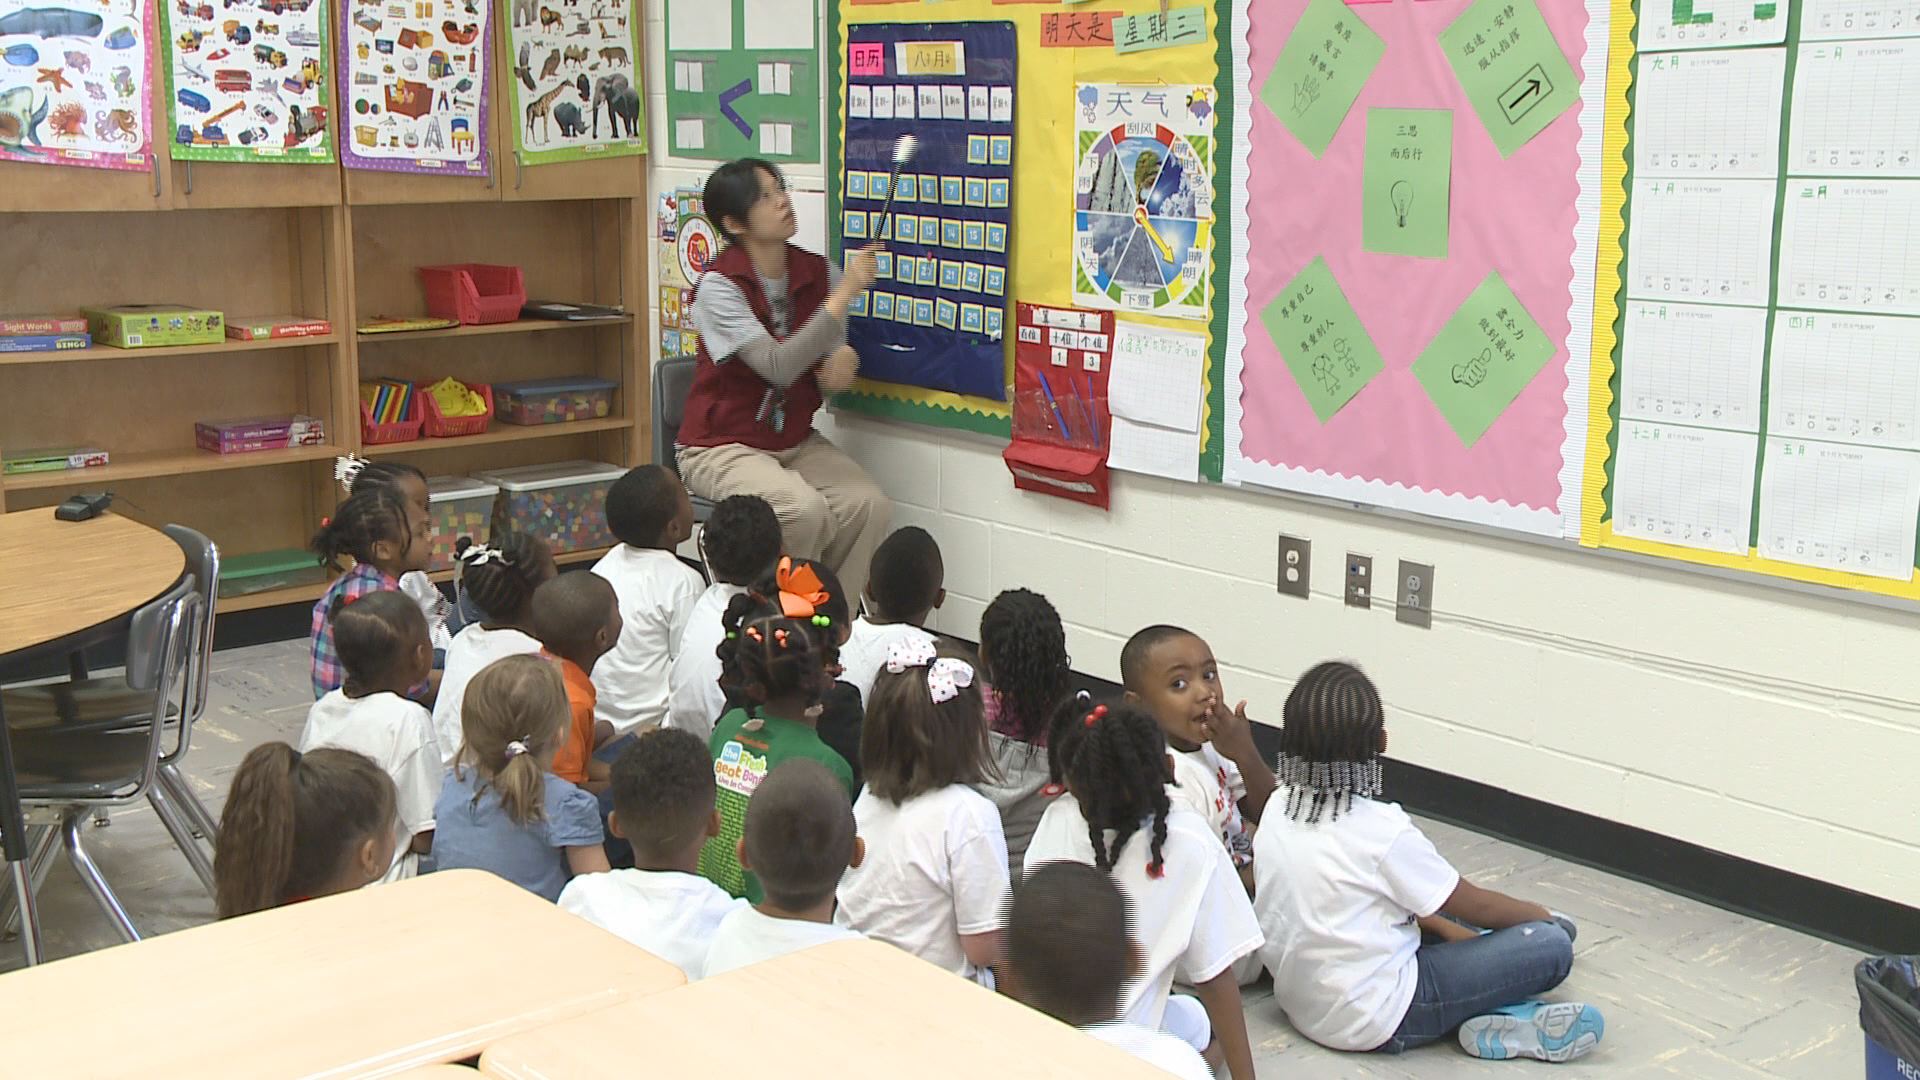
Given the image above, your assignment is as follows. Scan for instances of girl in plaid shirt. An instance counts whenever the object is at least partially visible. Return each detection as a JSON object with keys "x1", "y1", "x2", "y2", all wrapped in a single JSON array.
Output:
[{"x1": 310, "y1": 486, "x2": 435, "y2": 701}]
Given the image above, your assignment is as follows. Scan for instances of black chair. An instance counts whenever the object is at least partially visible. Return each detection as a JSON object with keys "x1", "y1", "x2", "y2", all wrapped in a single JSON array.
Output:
[{"x1": 652, "y1": 356, "x2": 715, "y2": 525}]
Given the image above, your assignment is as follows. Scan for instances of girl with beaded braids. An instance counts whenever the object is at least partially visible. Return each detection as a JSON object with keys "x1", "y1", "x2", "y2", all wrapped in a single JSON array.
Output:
[
  {"x1": 429, "y1": 533, "x2": 559, "y2": 768},
  {"x1": 1023, "y1": 701, "x2": 1262, "y2": 1080},
  {"x1": 974, "y1": 588, "x2": 1073, "y2": 880},
  {"x1": 1252, "y1": 662, "x2": 1603, "y2": 1063}
]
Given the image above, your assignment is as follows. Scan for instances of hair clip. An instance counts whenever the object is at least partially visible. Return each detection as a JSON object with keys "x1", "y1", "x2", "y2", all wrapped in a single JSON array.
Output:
[
  {"x1": 811, "y1": 614, "x2": 832, "y2": 629},
  {"x1": 504, "y1": 738, "x2": 531, "y2": 760},
  {"x1": 1147, "y1": 862, "x2": 1166, "y2": 880},
  {"x1": 775, "y1": 557, "x2": 830, "y2": 620},
  {"x1": 320, "y1": 516, "x2": 331, "y2": 528},
  {"x1": 1084, "y1": 703, "x2": 1108, "y2": 728},
  {"x1": 1039, "y1": 782, "x2": 1065, "y2": 798},
  {"x1": 774, "y1": 628, "x2": 790, "y2": 649},
  {"x1": 745, "y1": 626, "x2": 764, "y2": 643},
  {"x1": 726, "y1": 631, "x2": 738, "y2": 640},
  {"x1": 333, "y1": 454, "x2": 370, "y2": 493},
  {"x1": 927, "y1": 657, "x2": 974, "y2": 704},
  {"x1": 884, "y1": 639, "x2": 938, "y2": 674}
]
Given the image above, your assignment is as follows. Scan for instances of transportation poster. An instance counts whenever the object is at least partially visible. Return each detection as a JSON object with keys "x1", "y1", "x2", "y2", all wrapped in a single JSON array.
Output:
[
  {"x1": 160, "y1": 0, "x2": 334, "y2": 162},
  {"x1": 337, "y1": 0, "x2": 489, "y2": 175},
  {"x1": 503, "y1": 0, "x2": 643, "y2": 165},
  {"x1": 0, "y1": 0, "x2": 154, "y2": 170}
]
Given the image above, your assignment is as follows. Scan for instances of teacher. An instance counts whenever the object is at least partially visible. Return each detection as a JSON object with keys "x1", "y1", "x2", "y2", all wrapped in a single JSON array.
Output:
[{"x1": 680, "y1": 158, "x2": 891, "y2": 602}]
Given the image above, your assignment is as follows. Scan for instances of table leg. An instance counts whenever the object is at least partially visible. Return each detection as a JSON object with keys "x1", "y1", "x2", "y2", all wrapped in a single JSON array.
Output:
[{"x1": 0, "y1": 695, "x2": 41, "y2": 966}]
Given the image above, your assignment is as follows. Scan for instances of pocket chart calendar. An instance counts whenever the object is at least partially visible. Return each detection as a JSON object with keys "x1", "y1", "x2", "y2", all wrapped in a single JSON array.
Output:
[{"x1": 839, "y1": 20, "x2": 1015, "y2": 401}]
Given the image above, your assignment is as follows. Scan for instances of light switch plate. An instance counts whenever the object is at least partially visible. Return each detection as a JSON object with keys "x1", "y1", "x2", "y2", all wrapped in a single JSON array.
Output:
[
  {"x1": 1277, "y1": 535, "x2": 1311, "y2": 599},
  {"x1": 1397, "y1": 561, "x2": 1434, "y2": 628},
  {"x1": 1345, "y1": 553, "x2": 1373, "y2": 609}
]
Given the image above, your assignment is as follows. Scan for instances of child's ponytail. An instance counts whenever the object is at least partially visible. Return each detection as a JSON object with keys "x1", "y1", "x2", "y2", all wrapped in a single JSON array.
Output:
[
  {"x1": 458, "y1": 654, "x2": 569, "y2": 826},
  {"x1": 1063, "y1": 702, "x2": 1172, "y2": 879},
  {"x1": 454, "y1": 533, "x2": 551, "y2": 624},
  {"x1": 311, "y1": 487, "x2": 412, "y2": 573},
  {"x1": 214, "y1": 742, "x2": 396, "y2": 918}
]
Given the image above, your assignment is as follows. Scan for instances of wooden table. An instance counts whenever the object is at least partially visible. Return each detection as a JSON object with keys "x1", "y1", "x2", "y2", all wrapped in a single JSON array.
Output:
[
  {"x1": 0, "y1": 870, "x2": 687, "y2": 1079},
  {"x1": 479, "y1": 939, "x2": 1179, "y2": 1079}
]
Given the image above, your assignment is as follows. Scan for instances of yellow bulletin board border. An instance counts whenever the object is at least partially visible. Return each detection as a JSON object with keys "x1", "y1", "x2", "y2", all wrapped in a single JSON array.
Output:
[
  {"x1": 1582, "y1": 0, "x2": 1920, "y2": 601},
  {"x1": 827, "y1": 0, "x2": 1228, "y2": 477}
]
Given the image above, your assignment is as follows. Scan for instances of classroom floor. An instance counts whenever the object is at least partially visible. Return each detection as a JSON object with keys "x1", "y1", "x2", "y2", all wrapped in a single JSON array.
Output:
[{"x1": 0, "y1": 639, "x2": 1870, "y2": 1077}]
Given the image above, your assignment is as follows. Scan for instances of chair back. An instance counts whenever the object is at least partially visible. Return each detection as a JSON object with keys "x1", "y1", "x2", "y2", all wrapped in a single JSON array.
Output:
[
  {"x1": 161, "y1": 524, "x2": 218, "y2": 726},
  {"x1": 113, "y1": 579, "x2": 197, "y2": 803},
  {"x1": 652, "y1": 356, "x2": 698, "y2": 476}
]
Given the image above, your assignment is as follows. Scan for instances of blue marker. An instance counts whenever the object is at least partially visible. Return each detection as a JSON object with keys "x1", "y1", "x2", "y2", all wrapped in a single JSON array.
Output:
[
  {"x1": 1037, "y1": 370, "x2": 1071, "y2": 441},
  {"x1": 1076, "y1": 372, "x2": 1101, "y2": 448}
]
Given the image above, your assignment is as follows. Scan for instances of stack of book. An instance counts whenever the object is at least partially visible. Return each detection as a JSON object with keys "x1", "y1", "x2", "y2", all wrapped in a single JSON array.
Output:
[
  {"x1": 0, "y1": 314, "x2": 90, "y2": 353},
  {"x1": 360, "y1": 378, "x2": 417, "y2": 423}
]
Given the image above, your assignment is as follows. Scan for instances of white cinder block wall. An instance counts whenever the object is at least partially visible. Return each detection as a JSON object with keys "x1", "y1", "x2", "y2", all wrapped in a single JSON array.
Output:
[{"x1": 642, "y1": 1, "x2": 1920, "y2": 907}]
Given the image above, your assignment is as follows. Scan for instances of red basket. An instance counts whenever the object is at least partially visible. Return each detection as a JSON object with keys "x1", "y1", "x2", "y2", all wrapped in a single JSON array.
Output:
[
  {"x1": 420, "y1": 381, "x2": 494, "y2": 438},
  {"x1": 359, "y1": 395, "x2": 424, "y2": 445},
  {"x1": 419, "y1": 264, "x2": 526, "y2": 325}
]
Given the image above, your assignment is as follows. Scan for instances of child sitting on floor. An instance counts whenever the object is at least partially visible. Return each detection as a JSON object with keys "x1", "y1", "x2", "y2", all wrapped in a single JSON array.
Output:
[
  {"x1": 975, "y1": 588, "x2": 1072, "y2": 881},
  {"x1": 1002, "y1": 861, "x2": 1212, "y2": 1080},
  {"x1": 558, "y1": 728, "x2": 744, "y2": 978},
  {"x1": 747, "y1": 558, "x2": 865, "y2": 791},
  {"x1": 704, "y1": 759, "x2": 867, "y2": 977},
  {"x1": 432, "y1": 654, "x2": 610, "y2": 901},
  {"x1": 590, "y1": 464, "x2": 703, "y2": 737},
  {"x1": 532, "y1": 572, "x2": 623, "y2": 795},
  {"x1": 1254, "y1": 661, "x2": 1604, "y2": 1063},
  {"x1": 336, "y1": 455, "x2": 454, "y2": 651},
  {"x1": 309, "y1": 485, "x2": 435, "y2": 701},
  {"x1": 836, "y1": 640, "x2": 1008, "y2": 985},
  {"x1": 668, "y1": 494, "x2": 783, "y2": 739},
  {"x1": 214, "y1": 743, "x2": 397, "y2": 918},
  {"x1": 837, "y1": 526, "x2": 944, "y2": 705},
  {"x1": 431, "y1": 534, "x2": 557, "y2": 768},
  {"x1": 298, "y1": 591, "x2": 441, "y2": 881}
]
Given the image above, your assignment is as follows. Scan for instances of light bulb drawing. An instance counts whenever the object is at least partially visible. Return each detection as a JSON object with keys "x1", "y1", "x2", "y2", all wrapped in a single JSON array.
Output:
[{"x1": 1390, "y1": 181, "x2": 1413, "y2": 228}]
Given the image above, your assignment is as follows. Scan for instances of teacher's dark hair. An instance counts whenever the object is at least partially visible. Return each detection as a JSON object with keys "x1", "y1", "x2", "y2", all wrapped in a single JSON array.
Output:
[{"x1": 706, "y1": 158, "x2": 784, "y2": 244}]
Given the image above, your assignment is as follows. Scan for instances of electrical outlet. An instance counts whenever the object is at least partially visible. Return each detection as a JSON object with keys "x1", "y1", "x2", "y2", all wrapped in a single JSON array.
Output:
[
  {"x1": 1277, "y1": 535, "x2": 1311, "y2": 599},
  {"x1": 1397, "y1": 561, "x2": 1434, "y2": 628},
  {"x1": 1345, "y1": 553, "x2": 1373, "y2": 609}
]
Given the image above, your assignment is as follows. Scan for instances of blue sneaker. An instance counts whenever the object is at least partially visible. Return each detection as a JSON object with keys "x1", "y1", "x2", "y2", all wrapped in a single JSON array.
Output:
[{"x1": 1459, "y1": 1001, "x2": 1604, "y2": 1062}]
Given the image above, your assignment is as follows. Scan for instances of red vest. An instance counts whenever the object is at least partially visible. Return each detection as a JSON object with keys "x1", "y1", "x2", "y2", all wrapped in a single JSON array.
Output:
[{"x1": 678, "y1": 242, "x2": 830, "y2": 453}]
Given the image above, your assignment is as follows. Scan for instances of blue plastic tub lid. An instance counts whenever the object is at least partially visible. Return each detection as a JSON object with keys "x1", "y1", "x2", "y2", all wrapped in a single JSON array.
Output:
[
  {"x1": 494, "y1": 376, "x2": 619, "y2": 396},
  {"x1": 472, "y1": 460, "x2": 626, "y2": 492}
]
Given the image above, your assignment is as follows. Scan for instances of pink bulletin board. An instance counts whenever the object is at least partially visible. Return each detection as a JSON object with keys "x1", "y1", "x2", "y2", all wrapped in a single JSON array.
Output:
[{"x1": 1224, "y1": 0, "x2": 1605, "y2": 538}]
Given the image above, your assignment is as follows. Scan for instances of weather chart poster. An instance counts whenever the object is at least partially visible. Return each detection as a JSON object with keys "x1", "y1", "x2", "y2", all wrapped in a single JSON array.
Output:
[
  {"x1": 0, "y1": 0, "x2": 154, "y2": 169},
  {"x1": 160, "y1": 0, "x2": 334, "y2": 162},
  {"x1": 337, "y1": 0, "x2": 491, "y2": 174},
  {"x1": 1073, "y1": 81, "x2": 1216, "y2": 320}
]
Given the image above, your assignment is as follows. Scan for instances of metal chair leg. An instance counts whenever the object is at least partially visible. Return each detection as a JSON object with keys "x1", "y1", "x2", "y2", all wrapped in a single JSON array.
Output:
[
  {"x1": 148, "y1": 784, "x2": 215, "y2": 897},
  {"x1": 7, "y1": 858, "x2": 39, "y2": 966},
  {"x1": 62, "y1": 811, "x2": 138, "y2": 944},
  {"x1": 2, "y1": 826, "x2": 60, "y2": 938},
  {"x1": 159, "y1": 763, "x2": 219, "y2": 841}
]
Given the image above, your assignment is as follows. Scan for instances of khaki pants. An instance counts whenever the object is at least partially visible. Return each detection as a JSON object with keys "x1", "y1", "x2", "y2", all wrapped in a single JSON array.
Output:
[{"x1": 678, "y1": 433, "x2": 893, "y2": 604}]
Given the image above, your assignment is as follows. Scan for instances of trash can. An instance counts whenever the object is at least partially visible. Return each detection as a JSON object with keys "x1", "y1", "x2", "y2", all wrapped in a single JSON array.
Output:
[{"x1": 1858, "y1": 956, "x2": 1920, "y2": 1079}]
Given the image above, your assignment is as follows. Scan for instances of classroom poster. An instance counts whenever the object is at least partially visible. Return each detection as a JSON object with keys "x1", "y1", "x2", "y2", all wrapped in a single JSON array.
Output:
[
  {"x1": 0, "y1": 0, "x2": 154, "y2": 169},
  {"x1": 1072, "y1": 81, "x2": 1215, "y2": 321},
  {"x1": 664, "y1": 0, "x2": 819, "y2": 163},
  {"x1": 336, "y1": 0, "x2": 489, "y2": 175},
  {"x1": 159, "y1": 0, "x2": 334, "y2": 162},
  {"x1": 656, "y1": 184, "x2": 707, "y2": 361},
  {"x1": 503, "y1": 0, "x2": 643, "y2": 165}
]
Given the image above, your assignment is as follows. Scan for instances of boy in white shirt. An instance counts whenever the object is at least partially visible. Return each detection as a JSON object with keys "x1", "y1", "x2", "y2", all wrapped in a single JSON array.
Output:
[
  {"x1": 704, "y1": 759, "x2": 866, "y2": 977},
  {"x1": 590, "y1": 464, "x2": 703, "y2": 738},
  {"x1": 1003, "y1": 861, "x2": 1213, "y2": 1080},
  {"x1": 1254, "y1": 661, "x2": 1604, "y2": 1063},
  {"x1": 298, "y1": 591, "x2": 441, "y2": 883},
  {"x1": 666, "y1": 494, "x2": 783, "y2": 740},
  {"x1": 558, "y1": 728, "x2": 744, "y2": 979},
  {"x1": 837, "y1": 526, "x2": 944, "y2": 705}
]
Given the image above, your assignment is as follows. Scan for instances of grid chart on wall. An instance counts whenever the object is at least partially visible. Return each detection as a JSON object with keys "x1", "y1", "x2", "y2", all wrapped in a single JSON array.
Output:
[{"x1": 1610, "y1": 0, "x2": 1920, "y2": 581}]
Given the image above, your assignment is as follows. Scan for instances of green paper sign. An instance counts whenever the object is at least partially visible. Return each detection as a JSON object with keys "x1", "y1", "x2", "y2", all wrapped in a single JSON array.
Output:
[
  {"x1": 1262, "y1": 257, "x2": 1385, "y2": 422},
  {"x1": 1437, "y1": 0, "x2": 1578, "y2": 157},
  {"x1": 1261, "y1": 0, "x2": 1386, "y2": 158},
  {"x1": 665, "y1": 0, "x2": 820, "y2": 163},
  {"x1": 1412, "y1": 272, "x2": 1555, "y2": 447},
  {"x1": 1362, "y1": 108, "x2": 1452, "y2": 259}
]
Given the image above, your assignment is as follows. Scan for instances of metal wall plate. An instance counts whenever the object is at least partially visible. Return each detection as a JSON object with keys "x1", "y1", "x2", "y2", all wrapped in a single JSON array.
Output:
[
  {"x1": 1277, "y1": 535, "x2": 1311, "y2": 599},
  {"x1": 1397, "y1": 560, "x2": 1434, "y2": 628},
  {"x1": 1346, "y1": 553, "x2": 1373, "y2": 609}
]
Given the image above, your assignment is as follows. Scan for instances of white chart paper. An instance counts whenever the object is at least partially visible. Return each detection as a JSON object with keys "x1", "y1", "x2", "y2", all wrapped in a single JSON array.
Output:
[
  {"x1": 1626, "y1": 178, "x2": 1778, "y2": 307},
  {"x1": 1759, "y1": 437, "x2": 1920, "y2": 578},
  {"x1": 667, "y1": 0, "x2": 730, "y2": 50},
  {"x1": 1768, "y1": 312, "x2": 1920, "y2": 449},
  {"x1": 1802, "y1": 0, "x2": 1920, "y2": 41},
  {"x1": 1109, "y1": 322, "x2": 1205, "y2": 432},
  {"x1": 1778, "y1": 180, "x2": 1920, "y2": 315},
  {"x1": 1638, "y1": 0, "x2": 1788, "y2": 49},
  {"x1": 1613, "y1": 421, "x2": 1758, "y2": 555},
  {"x1": 1634, "y1": 49, "x2": 1786, "y2": 178},
  {"x1": 1619, "y1": 301, "x2": 1767, "y2": 432},
  {"x1": 1109, "y1": 415, "x2": 1201, "y2": 483},
  {"x1": 1790, "y1": 42, "x2": 1920, "y2": 177},
  {"x1": 743, "y1": 0, "x2": 813, "y2": 51}
]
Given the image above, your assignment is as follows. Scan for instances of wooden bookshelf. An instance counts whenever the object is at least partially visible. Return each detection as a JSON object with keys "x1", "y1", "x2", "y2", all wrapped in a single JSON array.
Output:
[
  {"x1": 3, "y1": 445, "x2": 350, "y2": 491},
  {"x1": 363, "y1": 418, "x2": 634, "y2": 458},
  {"x1": 0, "y1": 335, "x2": 340, "y2": 367},
  {"x1": 356, "y1": 317, "x2": 632, "y2": 343},
  {"x1": 216, "y1": 545, "x2": 614, "y2": 614}
]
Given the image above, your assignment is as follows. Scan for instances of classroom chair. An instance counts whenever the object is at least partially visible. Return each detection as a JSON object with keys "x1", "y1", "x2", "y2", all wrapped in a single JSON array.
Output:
[
  {"x1": 652, "y1": 356, "x2": 716, "y2": 526},
  {"x1": 1, "y1": 578, "x2": 198, "y2": 949}
]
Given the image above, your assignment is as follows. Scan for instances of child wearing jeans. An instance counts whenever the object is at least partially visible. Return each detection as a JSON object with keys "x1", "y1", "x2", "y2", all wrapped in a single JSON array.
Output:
[
  {"x1": 1254, "y1": 661, "x2": 1604, "y2": 1063},
  {"x1": 213, "y1": 743, "x2": 397, "y2": 918},
  {"x1": 590, "y1": 464, "x2": 702, "y2": 736}
]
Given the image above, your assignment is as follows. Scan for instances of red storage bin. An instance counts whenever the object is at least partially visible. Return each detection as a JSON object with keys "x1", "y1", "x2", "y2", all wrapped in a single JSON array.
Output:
[
  {"x1": 419, "y1": 264, "x2": 527, "y2": 325},
  {"x1": 360, "y1": 394, "x2": 424, "y2": 446},
  {"x1": 420, "y1": 381, "x2": 494, "y2": 438}
]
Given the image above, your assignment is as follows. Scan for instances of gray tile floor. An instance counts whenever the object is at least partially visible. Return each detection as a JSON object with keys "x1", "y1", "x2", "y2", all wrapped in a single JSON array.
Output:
[{"x1": 2, "y1": 640, "x2": 1871, "y2": 1077}]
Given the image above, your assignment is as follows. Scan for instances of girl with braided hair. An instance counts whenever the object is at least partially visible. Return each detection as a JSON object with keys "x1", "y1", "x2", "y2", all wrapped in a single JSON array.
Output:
[
  {"x1": 1024, "y1": 701, "x2": 1262, "y2": 1080},
  {"x1": 1253, "y1": 662, "x2": 1604, "y2": 1063},
  {"x1": 309, "y1": 484, "x2": 435, "y2": 700},
  {"x1": 975, "y1": 588, "x2": 1073, "y2": 881},
  {"x1": 430, "y1": 533, "x2": 558, "y2": 767}
]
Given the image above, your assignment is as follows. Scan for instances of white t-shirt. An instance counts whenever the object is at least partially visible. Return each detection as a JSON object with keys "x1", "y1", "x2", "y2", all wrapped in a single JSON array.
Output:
[
  {"x1": 590, "y1": 545, "x2": 704, "y2": 737},
  {"x1": 666, "y1": 582, "x2": 747, "y2": 741},
  {"x1": 1252, "y1": 792, "x2": 1461, "y2": 1052},
  {"x1": 398, "y1": 570, "x2": 452, "y2": 651},
  {"x1": 299, "y1": 689, "x2": 441, "y2": 883},
  {"x1": 557, "y1": 868, "x2": 746, "y2": 980},
  {"x1": 704, "y1": 905, "x2": 866, "y2": 977},
  {"x1": 1170, "y1": 744, "x2": 1251, "y2": 867},
  {"x1": 835, "y1": 785, "x2": 1010, "y2": 981},
  {"x1": 1023, "y1": 795, "x2": 1262, "y2": 1029},
  {"x1": 431, "y1": 624, "x2": 544, "y2": 768},
  {"x1": 1082, "y1": 1022, "x2": 1215, "y2": 1080},
  {"x1": 837, "y1": 618, "x2": 937, "y2": 706}
]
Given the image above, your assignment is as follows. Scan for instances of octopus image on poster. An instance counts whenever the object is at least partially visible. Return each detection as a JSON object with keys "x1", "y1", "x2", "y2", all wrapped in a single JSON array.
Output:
[{"x1": 1073, "y1": 82, "x2": 1215, "y2": 321}]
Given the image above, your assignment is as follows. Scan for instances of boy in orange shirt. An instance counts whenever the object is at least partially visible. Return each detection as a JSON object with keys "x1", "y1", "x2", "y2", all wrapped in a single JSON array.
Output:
[{"x1": 532, "y1": 573, "x2": 624, "y2": 795}]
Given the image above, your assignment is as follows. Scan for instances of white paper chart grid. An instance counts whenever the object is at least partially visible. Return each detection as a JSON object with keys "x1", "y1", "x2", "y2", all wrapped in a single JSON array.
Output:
[
  {"x1": 1620, "y1": 301, "x2": 1767, "y2": 431},
  {"x1": 1634, "y1": 49, "x2": 1786, "y2": 178},
  {"x1": 1638, "y1": 0, "x2": 1787, "y2": 50},
  {"x1": 1626, "y1": 178, "x2": 1778, "y2": 306},
  {"x1": 1803, "y1": 0, "x2": 1920, "y2": 40},
  {"x1": 1778, "y1": 181, "x2": 1920, "y2": 315},
  {"x1": 1613, "y1": 420, "x2": 1759, "y2": 554},
  {"x1": 1790, "y1": 42, "x2": 1920, "y2": 177},
  {"x1": 1759, "y1": 437, "x2": 1920, "y2": 577},
  {"x1": 1767, "y1": 312, "x2": 1920, "y2": 449}
]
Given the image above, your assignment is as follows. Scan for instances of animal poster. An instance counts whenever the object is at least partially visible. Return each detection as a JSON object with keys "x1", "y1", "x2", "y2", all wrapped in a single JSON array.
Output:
[
  {"x1": 0, "y1": 0, "x2": 154, "y2": 169},
  {"x1": 336, "y1": 0, "x2": 489, "y2": 174},
  {"x1": 504, "y1": 0, "x2": 640, "y2": 164},
  {"x1": 1072, "y1": 82, "x2": 1216, "y2": 321},
  {"x1": 159, "y1": 0, "x2": 334, "y2": 162}
]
